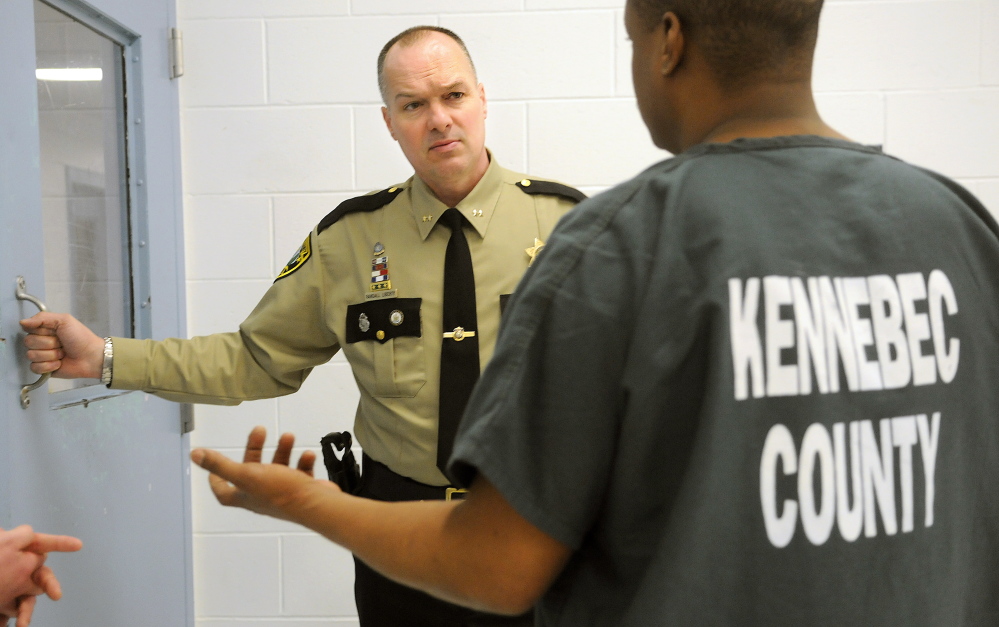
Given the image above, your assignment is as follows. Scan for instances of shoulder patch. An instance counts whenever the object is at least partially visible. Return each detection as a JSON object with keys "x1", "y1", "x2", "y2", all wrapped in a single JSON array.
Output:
[
  {"x1": 515, "y1": 178, "x2": 587, "y2": 203},
  {"x1": 318, "y1": 186, "x2": 404, "y2": 234},
  {"x1": 275, "y1": 235, "x2": 312, "y2": 281}
]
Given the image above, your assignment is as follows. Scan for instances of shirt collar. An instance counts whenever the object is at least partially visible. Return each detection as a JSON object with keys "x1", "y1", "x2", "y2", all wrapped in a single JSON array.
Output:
[{"x1": 413, "y1": 152, "x2": 502, "y2": 241}]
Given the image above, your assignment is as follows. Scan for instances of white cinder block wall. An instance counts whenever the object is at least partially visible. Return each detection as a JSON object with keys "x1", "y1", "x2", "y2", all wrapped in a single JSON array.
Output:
[{"x1": 177, "y1": 0, "x2": 999, "y2": 624}]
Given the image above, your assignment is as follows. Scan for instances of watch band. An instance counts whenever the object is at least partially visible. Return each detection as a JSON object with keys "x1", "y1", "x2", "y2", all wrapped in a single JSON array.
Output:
[{"x1": 101, "y1": 337, "x2": 114, "y2": 386}]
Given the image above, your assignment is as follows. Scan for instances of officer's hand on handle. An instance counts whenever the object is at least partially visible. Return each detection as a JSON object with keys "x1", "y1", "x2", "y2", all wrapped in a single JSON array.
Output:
[{"x1": 20, "y1": 312, "x2": 104, "y2": 379}]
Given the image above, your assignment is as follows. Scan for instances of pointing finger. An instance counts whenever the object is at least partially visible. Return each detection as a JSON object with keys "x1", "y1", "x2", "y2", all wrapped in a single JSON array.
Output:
[{"x1": 26, "y1": 533, "x2": 83, "y2": 555}]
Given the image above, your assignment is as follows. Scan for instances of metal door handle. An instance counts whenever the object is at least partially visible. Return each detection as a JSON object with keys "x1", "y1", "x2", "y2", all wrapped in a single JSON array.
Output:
[{"x1": 15, "y1": 276, "x2": 50, "y2": 408}]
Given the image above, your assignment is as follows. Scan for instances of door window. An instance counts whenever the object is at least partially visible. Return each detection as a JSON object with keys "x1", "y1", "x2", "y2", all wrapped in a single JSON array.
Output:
[{"x1": 34, "y1": 0, "x2": 133, "y2": 393}]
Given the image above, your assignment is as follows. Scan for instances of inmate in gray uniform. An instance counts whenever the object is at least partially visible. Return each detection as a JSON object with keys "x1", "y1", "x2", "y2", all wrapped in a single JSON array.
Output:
[{"x1": 451, "y1": 136, "x2": 999, "y2": 626}]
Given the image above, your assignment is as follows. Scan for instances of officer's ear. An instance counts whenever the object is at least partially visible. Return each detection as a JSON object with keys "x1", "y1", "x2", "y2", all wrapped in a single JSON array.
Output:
[
  {"x1": 381, "y1": 106, "x2": 398, "y2": 141},
  {"x1": 479, "y1": 83, "x2": 487, "y2": 120}
]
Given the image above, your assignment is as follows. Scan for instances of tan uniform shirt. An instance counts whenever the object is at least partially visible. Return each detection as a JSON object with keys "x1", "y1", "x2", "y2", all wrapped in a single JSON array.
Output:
[{"x1": 111, "y1": 158, "x2": 580, "y2": 485}]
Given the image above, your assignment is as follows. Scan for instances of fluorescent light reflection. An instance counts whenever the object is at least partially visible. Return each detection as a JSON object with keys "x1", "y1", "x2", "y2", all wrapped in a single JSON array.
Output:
[{"x1": 36, "y1": 68, "x2": 103, "y2": 82}]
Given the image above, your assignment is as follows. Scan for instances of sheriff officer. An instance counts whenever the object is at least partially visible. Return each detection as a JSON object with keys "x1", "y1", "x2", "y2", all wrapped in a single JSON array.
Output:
[{"x1": 22, "y1": 25, "x2": 584, "y2": 627}]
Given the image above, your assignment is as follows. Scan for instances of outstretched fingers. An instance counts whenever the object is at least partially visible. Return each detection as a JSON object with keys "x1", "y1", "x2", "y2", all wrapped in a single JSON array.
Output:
[
  {"x1": 297, "y1": 450, "x2": 317, "y2": 477},
  {"x1": 242, "y1": 426, "x2": 268, "y2": 464},
  {"x1": 272, "y1": 432, "x2": 296, "y2": 467}
]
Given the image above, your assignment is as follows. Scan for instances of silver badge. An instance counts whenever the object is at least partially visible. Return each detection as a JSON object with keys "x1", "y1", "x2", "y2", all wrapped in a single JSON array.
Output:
[
  {"x1": 373, "y1": 242, "x2": 385, "y2": 255},
  {"x1": 358, "y1": 313, "x2": 370, "y2": 333},
  {"x1": 389, "y1": 310, "x2": 404, "y2": 326}
]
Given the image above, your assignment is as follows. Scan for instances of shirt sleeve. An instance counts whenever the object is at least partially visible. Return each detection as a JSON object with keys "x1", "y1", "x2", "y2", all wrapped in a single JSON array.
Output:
[
  {"x1": 111, "y1": 229, "x2": 341, "y2": 404},
  {"x1": 449, "y1": 198, "x2": 638, "y2": 550}
]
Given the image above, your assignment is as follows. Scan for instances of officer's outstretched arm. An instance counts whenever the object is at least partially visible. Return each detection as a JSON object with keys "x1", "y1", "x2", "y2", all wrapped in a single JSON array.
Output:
[
  {"x1": 21, "y1": 312, "x2": 104, "y2": 379},
  {"x1": 192, "y1": 427, "x2": 571, "y2": 615}
]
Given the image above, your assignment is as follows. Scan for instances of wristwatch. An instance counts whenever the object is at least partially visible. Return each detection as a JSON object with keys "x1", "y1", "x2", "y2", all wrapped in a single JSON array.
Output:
[{"x1": 101, "y1": 337, "x2": 113, "y2": 386}]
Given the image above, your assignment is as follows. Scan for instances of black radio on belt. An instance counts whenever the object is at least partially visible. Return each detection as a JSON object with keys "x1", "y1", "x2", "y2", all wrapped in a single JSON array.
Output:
[{"x1": 320, "y1": 431, "x2": 361, "y2": 494}]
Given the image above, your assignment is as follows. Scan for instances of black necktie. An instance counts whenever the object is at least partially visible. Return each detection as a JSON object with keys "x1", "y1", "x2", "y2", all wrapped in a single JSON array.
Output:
[{"x1": 437, "y1": 208, "x2": 479, "y2": 477}]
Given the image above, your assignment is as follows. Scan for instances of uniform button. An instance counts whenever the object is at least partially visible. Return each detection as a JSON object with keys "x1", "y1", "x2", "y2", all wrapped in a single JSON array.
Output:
[
  {"x1": 520, "y1": 179, "x2": 531, "y2": 187},
  {"x1": 376, "y1": 330, "x2": 385, "y2": 340}
]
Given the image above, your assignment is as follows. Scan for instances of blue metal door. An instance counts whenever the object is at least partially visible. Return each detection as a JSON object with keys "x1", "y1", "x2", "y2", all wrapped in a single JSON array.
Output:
[{"x1": 0, "y1": 0, "x2": 193, "y2": 624}]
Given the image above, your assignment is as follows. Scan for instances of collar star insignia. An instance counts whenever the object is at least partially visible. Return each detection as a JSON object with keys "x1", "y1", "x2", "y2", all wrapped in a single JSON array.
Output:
[{"x1": 526, "y1": 238, "x2": 545, "y2": 266}]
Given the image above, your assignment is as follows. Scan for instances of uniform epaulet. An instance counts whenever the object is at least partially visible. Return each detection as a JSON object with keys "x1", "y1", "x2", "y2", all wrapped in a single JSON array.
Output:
[
  {"x1": 317, "y1": 186, "x2": 405, "y2": 234},
  {"x1": 515, "y1": 178, "x2": 587, "y2": 203}
]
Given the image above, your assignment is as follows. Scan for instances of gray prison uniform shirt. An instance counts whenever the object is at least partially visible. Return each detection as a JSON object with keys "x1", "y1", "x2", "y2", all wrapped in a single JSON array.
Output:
[{"x1": 450, "y1": 136, "x2": 999, "y2": 626}]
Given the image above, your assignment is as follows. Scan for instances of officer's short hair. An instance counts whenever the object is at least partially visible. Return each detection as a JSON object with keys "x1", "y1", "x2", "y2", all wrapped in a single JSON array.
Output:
[
  {"x1": 377, "y1": 26, "x2": 478, "y2": 104},
  {"x1": 630, "y1": 0, "x2": 824, "y2": 89}
]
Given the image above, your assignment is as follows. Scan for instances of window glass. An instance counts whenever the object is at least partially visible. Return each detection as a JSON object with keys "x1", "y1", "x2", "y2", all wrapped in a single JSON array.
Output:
[{"x1": 35, "y1": 0, "x2": 133, "y2": 392}]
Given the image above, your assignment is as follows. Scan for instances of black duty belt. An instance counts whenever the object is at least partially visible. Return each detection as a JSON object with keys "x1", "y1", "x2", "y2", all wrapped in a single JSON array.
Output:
[{"x1": 359, "y1": 453, "x2": 467, "y2": 502}]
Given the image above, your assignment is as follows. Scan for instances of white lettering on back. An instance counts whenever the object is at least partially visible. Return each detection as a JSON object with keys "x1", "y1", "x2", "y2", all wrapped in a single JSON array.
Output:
[
  {"x1": 729, "y1": 271, "x2": 959, "y2": 400},
  {"x1": 760, "y1": 413, "x2": 943, "y2": 547}
]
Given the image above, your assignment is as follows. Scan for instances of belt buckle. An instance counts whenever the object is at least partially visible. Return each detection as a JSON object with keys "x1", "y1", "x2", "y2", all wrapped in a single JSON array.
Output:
[{"x1": 445, "y1": 488, "x2": 468, "y2": 502}]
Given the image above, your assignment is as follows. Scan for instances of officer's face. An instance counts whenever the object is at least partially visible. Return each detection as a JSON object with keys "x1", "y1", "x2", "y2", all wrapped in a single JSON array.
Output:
[{"x1": 381, "y1": 33, "x2": 489, "y2": 203}]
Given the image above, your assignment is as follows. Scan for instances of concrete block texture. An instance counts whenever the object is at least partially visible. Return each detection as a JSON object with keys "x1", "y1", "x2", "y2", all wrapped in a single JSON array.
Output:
[
  {"x1": 814, "y1": 1, "x2": 980, "y2": 92},
  {"x1": 442, "y1": 11, "x2": 617, "y2": 100},
  {"x1": 528, "y1": 99, "x2": 667, "y2": 187},
  {"x1": 183, "y1": 107, "x2": 353, "y2": 194},
  {"x1": 528, "y1": 0, "x2": 621, "y2": 8},
  {"x1": 184, "y1": 195, "x2": 273, "y2": 281},
  {"x1": 281, "y1": 534, "x2": 358, "y2": 616},
  {"x1": 267, "y1": 16, "x2": 420, "y2": 105},
  {"x1": 186, "y1": 279, "x2": 271, "y2": 337},
  {"x1": 351, "y1": 0, "x2": 520, "y2": 15},
  {"x1": 886, "y1": 89, "x2": 999, "y2": 178},
  {"x1": 179, "y1": 20, "x2": 267, "y2": 107},
  {"x1": 614, "y1": 8, "x2": 633, "y2": 97},
  {"x1": 181, "y1": 0, "x2": 349, "y2": 20},
  {"x1": 192, "y1": 400, "x2": 280, "y2": 451},
  {"x1": 814, "y1": 92, "x2": 885, "y2": 147},
  {"x1": 984, "y1": 1, "x2": 999, "y2": 85},
  {"x1": 194, "y1": 536, "x2": 281, "y2": 616}
]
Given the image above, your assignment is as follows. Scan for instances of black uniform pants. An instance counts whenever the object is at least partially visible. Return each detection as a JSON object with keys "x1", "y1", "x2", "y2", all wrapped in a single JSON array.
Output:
[{"x1": 354, "y1": 454, "x2": 534, "y2": 627}]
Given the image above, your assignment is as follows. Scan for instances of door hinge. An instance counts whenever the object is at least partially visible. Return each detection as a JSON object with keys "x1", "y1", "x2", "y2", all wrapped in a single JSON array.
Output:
[
  {"x1": 181, "y1": 403, "x2": 195, "y2": 434},
  {"x1": 169, "y1": 28, "x2": 184, "y2": 79}
]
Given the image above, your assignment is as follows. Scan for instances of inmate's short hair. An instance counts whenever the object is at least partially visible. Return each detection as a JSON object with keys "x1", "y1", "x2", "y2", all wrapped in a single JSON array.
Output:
[
  {"x1": 630, "y1": 0, "x2": 825, "y2": 88},
  {"x1": 377, "y1": 26, "x2": 478, "y2": 103}
]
